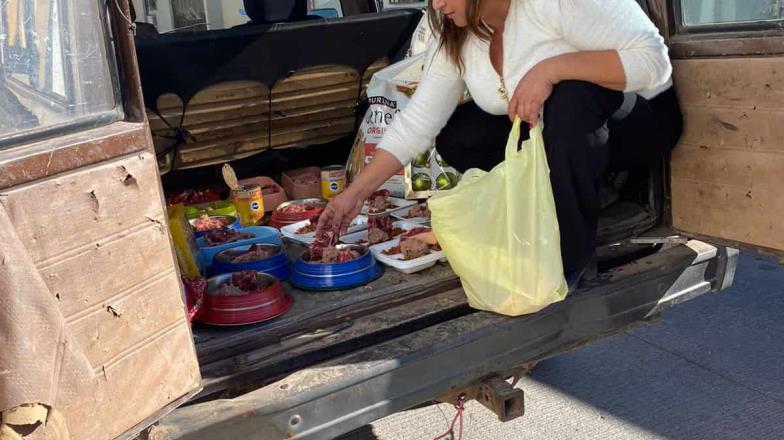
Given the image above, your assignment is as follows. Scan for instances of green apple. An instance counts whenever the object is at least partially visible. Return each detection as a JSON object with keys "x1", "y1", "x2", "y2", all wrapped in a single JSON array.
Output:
[
  {"x1": 435, "y1": 173, "x2": 455, "y2": 190},
  {"x1": 412, "y1": 173, "x2": 433, "y2": 191},
  {"x1": 413, "y1": 152, "x2": 431, "y2": 168},
  {"x1": 435, "y1": 151, "x2": 449, "y2": 168}
]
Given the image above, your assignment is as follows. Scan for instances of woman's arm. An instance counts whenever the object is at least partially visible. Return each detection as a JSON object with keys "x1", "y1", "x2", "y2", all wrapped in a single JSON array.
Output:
[{"x1": 318, "y1": 45, "x2": 464, "y2": 230}]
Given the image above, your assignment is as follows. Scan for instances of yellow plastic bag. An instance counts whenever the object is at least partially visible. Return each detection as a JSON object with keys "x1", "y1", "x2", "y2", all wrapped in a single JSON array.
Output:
[{"x1": 429, "y1": 119, "x2": 567, "y2": 316}]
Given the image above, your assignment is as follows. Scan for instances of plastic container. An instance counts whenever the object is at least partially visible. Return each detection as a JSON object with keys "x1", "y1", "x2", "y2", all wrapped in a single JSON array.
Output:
[
  {"x1": 281, "y1": 167, "x2": 322, "y2": 200},
  {"x1": 238, "y1": 176, "x2": 288, "y2": 212},
  {"x1": 189, "y1": 215, "x2": 240, "y2": 238},
  {"x1": 360, "y1": 196, "x2": 417, "y2": 216},
  {"x1": 370, "y1": 237, "x2": 447, "y2": 275},
  {"x1": 210, "y1": 243, "x2": 291, "y2": 281},
  {"x1": 289, "y1": 244, "x2": 383, "y2": 291},
  {"x1": 280, "y1": 215, "x2": 368, "y2": 246},
  {"x1": 195, "y1": 226, "x2": 282, "y2": 271},
  {"x1": 185, "y1": 200, "x2": 237, "y2": 219},
  {"x1": 196, "y1": 272, "x2": 293, "y2": 326},
  {"x1": 269, "y1": 198, "x2": 327, "y2": 230}
]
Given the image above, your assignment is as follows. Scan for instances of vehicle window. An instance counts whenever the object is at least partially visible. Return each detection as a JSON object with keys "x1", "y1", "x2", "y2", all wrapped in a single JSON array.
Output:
[
  {"x1": 0, "y1": 0, "x2": 120, "y2": 145},
  {"x1": 381, "y1": 0, "x2": 427, "y2": 10},
  {"x1": 680, "y1": 0, "x2": 783, "y2": 27}
]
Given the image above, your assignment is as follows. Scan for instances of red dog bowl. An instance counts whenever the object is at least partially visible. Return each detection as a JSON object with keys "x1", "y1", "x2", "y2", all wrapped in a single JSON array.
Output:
[{"x1": 196, "y1": 272, "x2": 293, "y2": 326}]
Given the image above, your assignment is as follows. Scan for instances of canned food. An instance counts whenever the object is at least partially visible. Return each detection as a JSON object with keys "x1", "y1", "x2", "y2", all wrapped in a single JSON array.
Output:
[
  {"x1": 320, "y1": 165, "x2": 346, "y2": 200},
  {"x1": 231, "y1": 184, "x2": 265, "y2": 227}
]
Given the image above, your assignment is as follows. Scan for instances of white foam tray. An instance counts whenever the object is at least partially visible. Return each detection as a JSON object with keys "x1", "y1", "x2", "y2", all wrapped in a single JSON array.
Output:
[
  {"x1": 339, "y1": 220, "x2": 422, "y2": 246},
  {"x1": 391, "y1": 202, "x2": 430, "y2": 225},
  {"x1": 360, "y1": 197, "x2": 417, "y2": 216},
  {"x1": 281, "y1": 215, "x2": 368, "y2": 246},
  {"x1": 370, "y1": 237, "x2": 447, "y2": 274}
]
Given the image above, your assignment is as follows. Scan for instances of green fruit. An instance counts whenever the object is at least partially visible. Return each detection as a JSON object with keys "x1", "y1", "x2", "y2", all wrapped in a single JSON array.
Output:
[
  {"x1": 446, "y1": 172, "x2": 460, "y2": 186},
  {"x1": 435, "y1": 152, "x2": 449, "y2": 167},
  {"x1": 435, "y1": 173, "x2": 455, "y2": 190},
  {"x1": 413, "y1": 152, "x2": 431, "y2": 168},
  {"x1": 412, "y1": 173, "x2": 433, "y2": 191}
]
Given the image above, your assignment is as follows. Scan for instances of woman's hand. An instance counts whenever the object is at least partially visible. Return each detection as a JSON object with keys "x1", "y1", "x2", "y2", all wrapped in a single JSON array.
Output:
[
  {"x1": 317, "y1": 189, "x2": 364, "y2": 232},
  {"x1": 508, "y1": 60, "x2": 558, "y2": 127}
]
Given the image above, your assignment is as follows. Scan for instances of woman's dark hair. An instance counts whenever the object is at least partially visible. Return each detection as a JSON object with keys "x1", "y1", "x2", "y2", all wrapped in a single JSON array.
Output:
[{"x1": 427, "y1": 0, "x2": 492, "y2": 72}]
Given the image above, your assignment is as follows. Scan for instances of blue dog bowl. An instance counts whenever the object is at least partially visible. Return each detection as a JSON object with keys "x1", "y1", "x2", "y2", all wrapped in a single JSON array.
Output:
[
  {"x1": 195, "y1": 226, "x2": 282, "y2": 272},
  {"x1": 289, "y1": 244, "x2": 383, "y2": 291},
  {"x1": 210, "y1": 243, "x2": 291, "y2": 281}
]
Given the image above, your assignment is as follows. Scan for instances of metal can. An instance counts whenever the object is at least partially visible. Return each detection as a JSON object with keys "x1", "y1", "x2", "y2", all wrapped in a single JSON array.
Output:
[
  {"x1": 320, "y1": 165, "x2": 346, "y2": 200},
  {"x1": 231, "y1": 184, "x2": 265, "y2": 227}
]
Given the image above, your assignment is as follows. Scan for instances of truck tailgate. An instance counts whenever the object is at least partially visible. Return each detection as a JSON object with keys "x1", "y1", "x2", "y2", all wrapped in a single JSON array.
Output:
[{"x1": 148, "y1": 242, "x2": 736, "y2": 440}]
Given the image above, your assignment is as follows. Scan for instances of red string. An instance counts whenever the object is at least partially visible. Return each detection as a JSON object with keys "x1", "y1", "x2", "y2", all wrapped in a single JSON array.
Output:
[{"x1": 433, "y1": 395, "x2": 466, "y2": 440}]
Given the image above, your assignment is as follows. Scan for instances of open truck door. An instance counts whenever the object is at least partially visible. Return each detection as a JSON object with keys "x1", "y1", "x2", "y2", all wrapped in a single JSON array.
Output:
[
  {"x1": 650, "y1": 0, "x2": 784, "y2": 255},
  {"x1": 0, "y1": 1, "x2": 200, "y2": 439}
]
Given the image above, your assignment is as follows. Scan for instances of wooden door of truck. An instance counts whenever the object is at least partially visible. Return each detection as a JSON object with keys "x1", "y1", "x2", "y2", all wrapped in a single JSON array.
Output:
[
  {"x1": 0, "y1": 1, "x2": 200, "y2": 439},
  {"x1": 651, "y1": 0, "x2": 784, "y2": 254}
]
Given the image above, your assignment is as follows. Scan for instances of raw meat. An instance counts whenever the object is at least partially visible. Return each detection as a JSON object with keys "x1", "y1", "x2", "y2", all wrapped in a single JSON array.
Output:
[
  {"x1": 203, "y1": 228, "x2": 254, "y2": 246},
  {"x1": 193, "y1": 214, "x2": 228, "y2": 231},
  {"x1": 400, "y1": 238, "x2": 430, "y2": 260},
  {"x1": 168, "y1": 188, "x2": 220, "y2": 205},
  {"x1": 296, "y1": 214, "x2": 322, "y2": 234},
  {"x1": 215, "y1": 270, "x2": 270, "y2": 296},
  {"x1": 406, "y1": 203, "x2": 431, "y2": 219},
  {"x1": 367, "y1": 216, "x2": 407, "y2": 245},
  {"x1": 279, "y1": 203, "x2": 317, "y2": 214},
  {"x1": 226, "y1": 244, "x2": 276, "y2": 263},
  {"x1": 368, "y1": 227, "x2": 389, "y2": 245},
  {"x1": 367, "y1": 189, "x2": 391, "y2": 213}
]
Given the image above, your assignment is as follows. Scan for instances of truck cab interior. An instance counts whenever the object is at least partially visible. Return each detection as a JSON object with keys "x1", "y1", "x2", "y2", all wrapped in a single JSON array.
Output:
[{"x1": 0, "y1": 0, "x2": 781, "y2": 439}]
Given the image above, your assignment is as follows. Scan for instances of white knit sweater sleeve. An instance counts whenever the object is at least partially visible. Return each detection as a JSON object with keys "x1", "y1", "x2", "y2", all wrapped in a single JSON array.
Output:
[
  {"x1": 377, "y1": 44, "x2": 464, "y2": 166},
  {"x1": 541, "y1": 0, "x2": 672, "y2": 93}
]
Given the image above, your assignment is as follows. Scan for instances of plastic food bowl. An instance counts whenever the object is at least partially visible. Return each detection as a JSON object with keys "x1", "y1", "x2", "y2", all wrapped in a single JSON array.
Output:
[
  {"x1": 289, "y1": 244, "x2": 383, "y2": 291},
  {"x1": 269, "y1": 198, "x2": 327, "y2": 230},
  {"x1": 195, "y1": 226, "x2": 282, "y2": 272},
  {"x1": 237, "y1": 176, "x2": 288, "y2": 212},
  {"x1": 196, "y1": 272, "x2": 293, "y2": 326},
  {"x1": 210, "y1": 243, "x2": 291, "y2": 281},
  {"x1": 189, "y1": 215, "x2": 240, "y2": 238},
  {"x1": 185, "y1": 200, "x2": 237, "y2": 220}
]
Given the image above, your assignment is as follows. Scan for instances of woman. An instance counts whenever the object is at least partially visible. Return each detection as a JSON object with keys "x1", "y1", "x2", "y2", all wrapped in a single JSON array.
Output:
[{"x1": 319, "y1": 0, "x2": 682, "y2": 288}]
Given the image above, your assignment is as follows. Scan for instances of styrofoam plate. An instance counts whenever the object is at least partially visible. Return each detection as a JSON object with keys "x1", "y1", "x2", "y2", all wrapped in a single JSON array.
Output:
[
  {"x1": 391, "y1": 203, "x2": 430, "y2": 224},
  {"x1": 340, "y1": 220, "x2": 422, "y2": 246},
  {"x1": 281, "y1": 215, "x2": 368, "y2": 245},
  {"x1": 370, "y1": 237, "x2": 447, "y2": 274},
  {"x1": 361, "y1": 197, "x2": 417, "y2": 216}
]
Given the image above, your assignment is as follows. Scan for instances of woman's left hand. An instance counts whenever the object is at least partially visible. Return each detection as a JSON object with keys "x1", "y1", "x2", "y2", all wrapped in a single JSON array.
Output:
[{"x1": 508, "y1": 60, "x2": 557, "y2": 127}]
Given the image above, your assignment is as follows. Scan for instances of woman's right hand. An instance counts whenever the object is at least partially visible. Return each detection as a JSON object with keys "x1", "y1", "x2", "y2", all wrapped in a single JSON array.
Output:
[{"x1": 317, "y1": 188, "x2": 364, "y2": 232}]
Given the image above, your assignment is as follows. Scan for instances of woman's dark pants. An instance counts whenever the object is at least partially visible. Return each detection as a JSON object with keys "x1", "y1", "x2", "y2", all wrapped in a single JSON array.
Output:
[{"x1": 435, "y1": 81, "x2": 683, "y2": 273}]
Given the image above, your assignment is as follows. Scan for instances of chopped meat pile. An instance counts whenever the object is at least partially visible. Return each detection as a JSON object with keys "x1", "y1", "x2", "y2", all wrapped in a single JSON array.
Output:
[
  {"x1": 279, "y1": 203, "x2": 318, "y2": 215},
  {"x1": 225, "y1": 244, "x2": 276, "y2": 263},
  {"x1": 305, "y1": 220, "x2": 362, "y2": 263},
  {"x1": 406, "y1": 203, "x2": 431, "y2": 219},
  {"x1": 292, "y1": 175, "x2": 320, "y2": 185},
  {"x1": 215, "y1": 270, "x2": 271, "y2": 296},
  {"x1": 367, "y1": 189, "x2": 391, "y2": 213},
  {"x1": 319, "y1": 246, "x2": 361, "y2": 263},
  {"x1": 382, "y1": 227, "x2": 440, "y2": 260},
  {"x1": 367, "y1": 216, "x2": 408, "y2": 245},
  {"x1": 193, "y1": 214, "x2": 229, "y2": 231},
  {"x1": 261, "y1": 184, "x2": 279, "y2": 195},
  {"x1": 203, "y1": 228, "x2": 254, "y2": 246},
  {"x1": 168, "y1": 188, "x2": 220, "y2": 205}
]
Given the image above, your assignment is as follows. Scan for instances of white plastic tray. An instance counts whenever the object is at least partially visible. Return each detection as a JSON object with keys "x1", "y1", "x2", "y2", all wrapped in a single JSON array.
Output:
[
  {"x1": 361, "y1": 197, "x2": 417, "y2": 216},
  {"x1": 281, "y1": 215, "x2": 368, "y2": 245},
  {"x1": 339, "y1": 220, "x2": 422, "y2": 246},
  {"x1": 370, "y1": 237, "x2": 447, "y2": 274},
  {"x1": 391, "y1": 202, "x2": 430, "y2": 224}
]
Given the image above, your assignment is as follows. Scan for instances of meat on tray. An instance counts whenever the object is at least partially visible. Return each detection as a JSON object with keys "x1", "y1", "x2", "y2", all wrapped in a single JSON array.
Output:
[
  {"x1": 405, "y1": 203, "x2": 431, "y2": 219},
  {"x1": 279, "y1": 203, "x2": 317, "y2": 215},
  {"x1": 367, "y1": 189, "x2": 393, "y2": 213},
  {"x1": 295, "y1": 214, "x2": 322, "y2": 235},
  {"x1": 367, "y1": 216, "x2": 407, "y2": 245},
  {"x1": 381, "y1": 227, "x2": 440, "y2": 260},
  {"x1": 225, "y1": 244, "x2": 276, "y2": 263},
  {"x1": 203, "y1": 228, "x2": 254, "y2": 246},
  {"x1": 305, "y1": 221, "x2": 362, "y2": 263},
  {"x1": 215, "y1": 270, "x2": 271, "y2": 296},
  {"x1": 193, "y1": 214, "x2": 229, "y2": 231}
]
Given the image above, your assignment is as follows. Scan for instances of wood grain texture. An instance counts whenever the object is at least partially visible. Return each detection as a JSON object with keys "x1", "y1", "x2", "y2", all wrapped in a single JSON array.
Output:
[{"x1": 671, "y1": 58, "x2": 784, "y2": 251}]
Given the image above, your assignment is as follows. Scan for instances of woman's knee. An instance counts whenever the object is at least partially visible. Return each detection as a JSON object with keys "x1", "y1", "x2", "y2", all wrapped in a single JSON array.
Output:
[{"x1": 544, "y1": 81, "x2": 624, "y2": 125}]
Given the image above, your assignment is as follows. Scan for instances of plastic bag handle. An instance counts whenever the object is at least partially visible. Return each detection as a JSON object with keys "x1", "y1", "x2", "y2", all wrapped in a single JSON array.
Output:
[{"x1": 505, "y1": 118, "x2": 543, "y2": 159}]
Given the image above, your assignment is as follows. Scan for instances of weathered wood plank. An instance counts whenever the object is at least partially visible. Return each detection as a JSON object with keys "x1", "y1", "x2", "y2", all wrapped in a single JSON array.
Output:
[{"x1": 673, "y1": 58, "x2": 784, "y2": 108}]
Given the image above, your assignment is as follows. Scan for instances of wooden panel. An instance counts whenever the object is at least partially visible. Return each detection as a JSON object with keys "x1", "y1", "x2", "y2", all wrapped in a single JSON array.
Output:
[
  {"x1": 1, "y1": 152, "x2": 165, "y2": 263},
  {"x1": 671, "y1": 57, "x2": 784, "y2": 252},
  {"x1": 67, "y1": 271, "x2": 184, "y2": 367}
]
